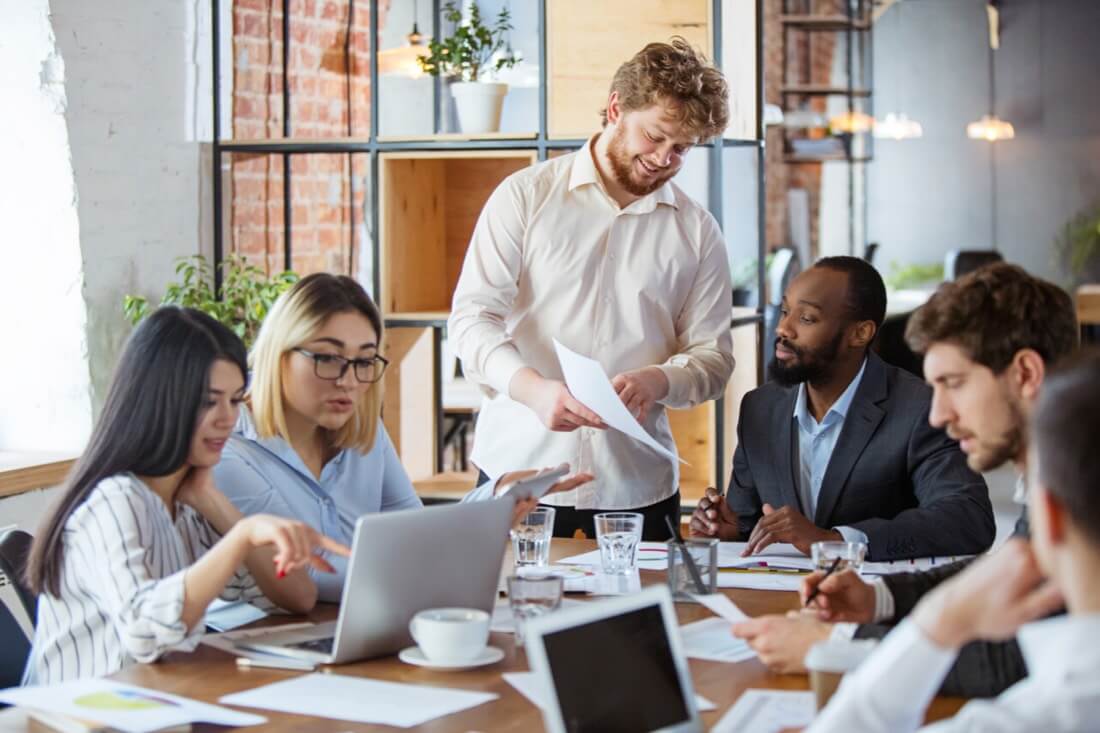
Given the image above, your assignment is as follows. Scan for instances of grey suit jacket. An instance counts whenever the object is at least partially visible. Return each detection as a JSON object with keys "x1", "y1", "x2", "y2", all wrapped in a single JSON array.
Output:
[{"x1": 725, "y1": 352, "x2": 995, "y2": 560}]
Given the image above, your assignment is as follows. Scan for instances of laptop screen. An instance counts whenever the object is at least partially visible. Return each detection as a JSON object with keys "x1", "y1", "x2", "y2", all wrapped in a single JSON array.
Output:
[{"x1": 542, "y1": 603, "x2": 690, "y2": 733}]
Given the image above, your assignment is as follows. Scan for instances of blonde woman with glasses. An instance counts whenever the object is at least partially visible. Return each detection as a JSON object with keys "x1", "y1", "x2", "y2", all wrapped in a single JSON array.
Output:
[{"x1": 214, "y1": 274, "x2": 591, "y2": 600}]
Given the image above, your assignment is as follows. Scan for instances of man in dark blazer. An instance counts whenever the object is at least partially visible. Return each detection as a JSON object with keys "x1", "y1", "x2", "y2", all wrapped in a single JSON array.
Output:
[
  {"x1": 690, "y1": 256, "x2": 994, "y2": 560},
  {"x1": 721, "y1": 263, "x2": 1079, "y2": 698}
]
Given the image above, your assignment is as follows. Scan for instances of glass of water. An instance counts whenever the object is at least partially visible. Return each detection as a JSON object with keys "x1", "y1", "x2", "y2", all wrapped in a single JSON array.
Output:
[
  {"x1": 510, "y1": 506, "x2": 555, "y2": 567},
  {"x1": 594, "y1": 512, "x2": 644, "y2": 575},
  {"x1": 811, "y1": 541, "x2": 867, "y2": 575},
  {"x1": 506, "y1": 574, "x2": 564, "y2": 646}
]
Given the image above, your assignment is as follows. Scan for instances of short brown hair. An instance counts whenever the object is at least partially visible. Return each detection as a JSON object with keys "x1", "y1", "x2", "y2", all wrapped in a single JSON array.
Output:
[
  {"x1": 1033, "y1": 348, "x2": 1100, "y2": 544},
  {"x1": 600, "y1": 37, "x2": 729, "y2": 141},
  {"x1": 905, "y1": 262, "x2": 1077, "y2": 372}
]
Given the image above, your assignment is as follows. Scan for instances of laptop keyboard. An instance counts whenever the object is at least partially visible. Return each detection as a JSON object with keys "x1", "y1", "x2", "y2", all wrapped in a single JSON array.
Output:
[{"x1": 287, "y1": 636, "x2": 335, "y2": 654}]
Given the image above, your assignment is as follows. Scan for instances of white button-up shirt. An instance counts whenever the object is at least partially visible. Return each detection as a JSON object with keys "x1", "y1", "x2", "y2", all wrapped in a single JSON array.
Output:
[
  {"x1": 810, "y1": 614, "x2": 1100, "y2": 733},
  {"x1": 448, "y1": 138, "x2": 734, "y2": 510}
]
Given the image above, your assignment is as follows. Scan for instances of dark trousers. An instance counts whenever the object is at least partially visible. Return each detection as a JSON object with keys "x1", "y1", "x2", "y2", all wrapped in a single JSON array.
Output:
[{"x1": 477, "y1": 470, "x2": 680, "y2": 541}]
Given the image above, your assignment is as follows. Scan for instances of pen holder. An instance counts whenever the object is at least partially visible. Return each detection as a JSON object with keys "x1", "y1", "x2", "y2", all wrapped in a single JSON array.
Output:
[{"x1": 666, "y1": 538, "x2": 718, "y2": 601}]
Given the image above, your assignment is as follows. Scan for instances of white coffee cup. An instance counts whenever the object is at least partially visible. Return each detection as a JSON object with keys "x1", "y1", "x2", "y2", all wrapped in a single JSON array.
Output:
[
  {"x1": 409, "y1": 607, "x2": 490, "y2": 664},
  {"x1": 804, "y1": 638, "x2": 878, "y2": 710}
]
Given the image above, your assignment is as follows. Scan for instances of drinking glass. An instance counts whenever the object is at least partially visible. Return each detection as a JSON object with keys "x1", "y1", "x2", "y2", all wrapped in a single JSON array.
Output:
[
  {"x1": 510, "y1": 506, "x2": 555, "y2": 567},
  {"x1": 594, "y1": 512, "x2": 644, "y2": 575},
  {"x1": 810, "y1": 541, "x2": 867, "y2": 575},
  {"x1": 506, "y1": 574, "x2": 564, "y2": 646}
]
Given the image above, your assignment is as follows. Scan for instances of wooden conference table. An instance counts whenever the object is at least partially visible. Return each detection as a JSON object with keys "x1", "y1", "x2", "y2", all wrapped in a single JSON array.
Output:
[{"x1": 107, "y1": 539, "x2": 966, "y2": 731}]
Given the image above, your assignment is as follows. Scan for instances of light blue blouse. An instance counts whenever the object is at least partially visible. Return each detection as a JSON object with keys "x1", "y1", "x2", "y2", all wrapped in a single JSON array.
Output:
[{"x1": 214, "y1": 410, "x2": 494, "y2": 601}]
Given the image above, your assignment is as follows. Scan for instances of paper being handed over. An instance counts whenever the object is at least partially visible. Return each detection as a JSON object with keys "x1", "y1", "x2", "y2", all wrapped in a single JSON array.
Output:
[{"x1": 552, "y1": 339, "x2": 686, "y2": 464}]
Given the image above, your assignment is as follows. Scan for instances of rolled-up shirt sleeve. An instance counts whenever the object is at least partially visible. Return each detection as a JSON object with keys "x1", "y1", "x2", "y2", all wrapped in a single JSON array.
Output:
[
  {"x1": 77, "y1": 491, "x2": 203, "y2": 663},
  {"x1": 448, "y1": 176, "x2": 529, "y2": 398},
  {"x1": 656, "y1": 214, "x2": 735, "y2": 409}
]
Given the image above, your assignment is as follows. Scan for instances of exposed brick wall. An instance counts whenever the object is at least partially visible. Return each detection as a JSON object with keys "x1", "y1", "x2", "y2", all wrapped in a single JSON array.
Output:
[
  {"x1": 229, "y1": 0, "x2": 388, "y2": 276},
  {"x1": 764, "y1": 0, "x2": 840, "y2": 260}
]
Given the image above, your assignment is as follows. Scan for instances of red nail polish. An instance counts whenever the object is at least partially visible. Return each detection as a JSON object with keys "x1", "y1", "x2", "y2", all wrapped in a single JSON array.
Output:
[{"x1": 277, "y1": 569, "x2": 286, "y2": 578}]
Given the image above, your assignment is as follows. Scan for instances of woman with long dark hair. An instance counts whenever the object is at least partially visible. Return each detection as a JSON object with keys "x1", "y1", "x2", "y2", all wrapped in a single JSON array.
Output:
[{"x1": 23, "y1": 307, "x2": 348, "y2": 684}]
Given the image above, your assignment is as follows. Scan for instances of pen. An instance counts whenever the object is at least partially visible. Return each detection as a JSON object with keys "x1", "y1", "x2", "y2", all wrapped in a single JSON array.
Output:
[
  {"x1": 804, "y1": 556, "x2": 843, "y2": 608},
  {"x1": 236, "y1": 654, "x2": 316, "y2": 672},
  {"x1": 719, "y1": 566, "x2": 807, "y2": 575}
]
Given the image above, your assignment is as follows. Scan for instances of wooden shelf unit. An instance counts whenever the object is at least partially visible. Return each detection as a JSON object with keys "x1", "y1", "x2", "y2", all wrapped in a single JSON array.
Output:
[
  {"x1": 210, "y1": 1, "x2": 766, "y2": 502},
  {"x1": 546, "y1": 0, "x2": 713, "y2": 139},
  {"x1": 379, "y1": 150, "x2": 538, "y2": 318}
]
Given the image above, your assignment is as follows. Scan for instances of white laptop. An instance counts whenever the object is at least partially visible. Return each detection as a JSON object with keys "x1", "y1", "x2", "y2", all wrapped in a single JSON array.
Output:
[
  {"x1": 238, "y1": 497, "x2": 514, "y2": 664},
  {"x1": 523, "y1": 585, "x2": 703, "y2": 733}
]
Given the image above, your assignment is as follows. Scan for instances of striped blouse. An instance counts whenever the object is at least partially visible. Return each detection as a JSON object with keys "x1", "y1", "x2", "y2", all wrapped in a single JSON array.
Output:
[{"x1": 24, "y1": 473, "x2": 263, "y2": 684}]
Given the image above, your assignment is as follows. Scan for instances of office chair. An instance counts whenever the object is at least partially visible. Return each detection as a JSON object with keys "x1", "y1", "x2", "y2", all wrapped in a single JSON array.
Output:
[
  {"x1": 873, "y1": 312, "x2": 924, "y2": 379},
  {"x1": 0, "y1": 528, "x2": 37, "y2": 625},
  {"x1": 945, "y1": 250, "x2": 1003, "y2": 280},
  {"x1": 0, "y1": 595, "x2": 31, "y2": 689},
  {"x1": 763, "y1": 247, "x2": 802, "y2": 374},
  {"x1": 863, "y1": 242, "x2": 879, "y2": 265}
]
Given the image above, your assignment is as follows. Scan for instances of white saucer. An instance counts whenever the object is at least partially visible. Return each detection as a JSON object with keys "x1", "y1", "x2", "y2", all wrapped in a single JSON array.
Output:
[{"x1": 398, "y1": 645, "x2": 505, "y2": 671}]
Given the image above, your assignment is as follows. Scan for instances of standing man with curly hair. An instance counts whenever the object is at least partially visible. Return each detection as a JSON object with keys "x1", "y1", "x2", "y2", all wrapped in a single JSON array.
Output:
[{"x1": 449, "y1": 39, "x2": 734, "y2": 540}]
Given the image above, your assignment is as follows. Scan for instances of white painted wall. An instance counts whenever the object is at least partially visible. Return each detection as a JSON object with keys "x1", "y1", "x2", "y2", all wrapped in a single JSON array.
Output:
[
  {"x1": 0, "y1": 0, "x2": 93, "y2": 453},
  {"x1": 50, "y1": 0, "x2": 215, "y2": 409}
]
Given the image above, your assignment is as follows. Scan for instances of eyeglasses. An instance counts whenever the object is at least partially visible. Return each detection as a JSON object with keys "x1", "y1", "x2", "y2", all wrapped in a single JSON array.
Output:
[{"x1": 292, "y1": 348, "x2": 389, "y2": 384}]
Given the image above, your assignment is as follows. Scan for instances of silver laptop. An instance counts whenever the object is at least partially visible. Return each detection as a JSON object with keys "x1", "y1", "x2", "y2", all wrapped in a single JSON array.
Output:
[
  {"x1": 524, "y1": 585, "x2": 703, "y2": 733},
  {"x1": 239, "y1": 497, "x2": 514, "y2": 664}
]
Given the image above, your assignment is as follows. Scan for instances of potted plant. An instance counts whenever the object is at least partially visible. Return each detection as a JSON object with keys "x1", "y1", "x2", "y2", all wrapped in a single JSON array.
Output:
[
  {"x1": 1054, "y1": 202, "x2": 1100, "y2": 286},
  {"x1": 123, "y1": 255, "x2": 298, "y2": 349},
  {"x1": 417, "y1": 1, "x2": 519, "y2": 134}
]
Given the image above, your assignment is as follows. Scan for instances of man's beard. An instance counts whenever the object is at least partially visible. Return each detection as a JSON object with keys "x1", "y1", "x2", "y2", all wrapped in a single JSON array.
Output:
[
  {"x1": 605, "y1": 124, "x2": 676, "y2": 197},
  {"x1": 767, "y1": 329, "x2": 846, "y2": 387},
  {"x1": 952, "y1": 395, "x2": 1026, "y2": 473}
]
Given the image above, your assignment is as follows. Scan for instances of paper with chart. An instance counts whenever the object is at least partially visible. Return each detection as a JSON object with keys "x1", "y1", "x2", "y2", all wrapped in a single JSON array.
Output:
[
  {"x1": 220, "y1": 673, "x2": 497, "y2": 728},
  {"x1": 553, "y1": 339, "x2": 685, "y2": 464},
  {"x1": 711, "y1": 689, "x2": 815, "y2": 733},
  {"x1": 717, "y1": 542, "x2": 810, "y2": 569},
  {"x1": 502, "y1": 672, "x2": 717, "y2": 712},
  {"x1": 0, "y1": 679, "x2": 265, "y2": 732},
  {"x1": 678, "y1": 617, "x2": 757, "y2": 663}
]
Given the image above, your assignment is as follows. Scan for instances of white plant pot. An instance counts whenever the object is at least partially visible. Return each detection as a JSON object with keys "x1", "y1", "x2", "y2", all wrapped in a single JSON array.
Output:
[{"x1": 450, "y1": 81, "x2": 508, "y2": 134}]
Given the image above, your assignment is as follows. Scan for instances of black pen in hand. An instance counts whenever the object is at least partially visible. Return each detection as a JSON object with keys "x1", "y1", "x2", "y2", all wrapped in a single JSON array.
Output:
[{"x1": 803, "y1": 556, "x2": 843, "y2": 609}]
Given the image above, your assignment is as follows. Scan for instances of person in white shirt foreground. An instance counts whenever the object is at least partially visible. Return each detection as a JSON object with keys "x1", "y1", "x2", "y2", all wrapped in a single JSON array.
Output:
[
  {"x1": 449, "y1": 38, "x2": 735, "y2": 540},
  {"x1": 809, "y1": 350, "x2": 1100, "y2": 732}
]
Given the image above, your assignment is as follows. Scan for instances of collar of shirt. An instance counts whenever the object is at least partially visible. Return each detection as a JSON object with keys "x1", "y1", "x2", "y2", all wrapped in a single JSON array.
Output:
[
  {"x1": 234, "y1": 406, "x2": 346, "y2": 490},
  {"x1": 567, "y1": 134, "x2": 678, "y2": 215},
  {"x1": 1013, "y1": 472, "x2": 1029, "y2": 505},
  {"x1": 793, "y1": 357, "x2": 869, "y2": 435},
  {"x1": 1018, "y1": 613, "x2": 1100, "y2": 684}
]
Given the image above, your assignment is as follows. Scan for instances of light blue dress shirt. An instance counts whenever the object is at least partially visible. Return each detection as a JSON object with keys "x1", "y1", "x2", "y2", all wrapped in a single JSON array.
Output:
[
  {"x1": 213, "y1": 410, "x2": 426, "y2": 601},
  {"x1": 792, "y1": 358, "x2": 870, "y2": 546}
]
